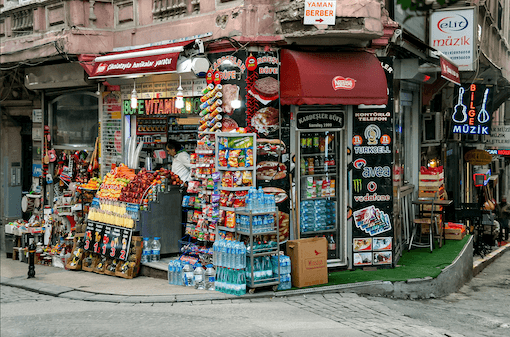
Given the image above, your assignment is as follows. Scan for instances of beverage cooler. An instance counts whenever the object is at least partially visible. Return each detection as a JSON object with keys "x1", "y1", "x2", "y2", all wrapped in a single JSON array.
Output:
[{"x1": 294, "y1": 109, "x2": 347, "y2": 266}]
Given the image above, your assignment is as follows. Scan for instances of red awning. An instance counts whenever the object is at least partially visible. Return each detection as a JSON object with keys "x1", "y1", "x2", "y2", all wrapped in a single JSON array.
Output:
[
  {"x1": 78, "y1": 40, "x2": 194, "y2": 79},
  {"x1": 280, "y1": 50, "x2": 388, "y2": 106}
]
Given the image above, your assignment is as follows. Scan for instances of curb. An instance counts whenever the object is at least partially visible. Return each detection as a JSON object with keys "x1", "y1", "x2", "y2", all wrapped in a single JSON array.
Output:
[
  {"x1": 472, "y1": 242, "x2": 510, "y2": 276},
  {"x1": 2, "y1": 239, "x2": 507, "y2": 304}
]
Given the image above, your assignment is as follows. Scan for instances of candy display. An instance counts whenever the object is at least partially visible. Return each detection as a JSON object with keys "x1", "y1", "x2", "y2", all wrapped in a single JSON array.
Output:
[{"x1": 199, "y1": 84, "x2": 224, "y2": 133}]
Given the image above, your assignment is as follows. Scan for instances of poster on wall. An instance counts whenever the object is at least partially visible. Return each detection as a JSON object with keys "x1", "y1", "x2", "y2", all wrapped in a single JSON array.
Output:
[
  {"x1": 451, "y1": 84, "x2": 493, "y2": 136},
  {"x1": 207, "y1": 50, "x2": 290, "y2": 242},
  {"x1": 351, "y1": 57, "x2": 394, "y2": 268}
]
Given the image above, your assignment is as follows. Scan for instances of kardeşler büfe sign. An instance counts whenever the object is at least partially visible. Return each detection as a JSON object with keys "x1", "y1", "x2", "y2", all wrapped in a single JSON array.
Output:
[
  {"x1": 452, "y1": 84, "x2": 493, "y2": 135},
  {"x1": 297, "y1": 111, "x2": 344, "y2": 129},
  {"x1": 430, "y1": 8, "x2": 476, "y2": 71}
]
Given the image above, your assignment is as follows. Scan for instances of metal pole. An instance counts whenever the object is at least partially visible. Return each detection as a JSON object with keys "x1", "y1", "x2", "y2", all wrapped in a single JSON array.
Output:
[{"x1": 27, "y1": 235, "x2": 36, "y2": 278}]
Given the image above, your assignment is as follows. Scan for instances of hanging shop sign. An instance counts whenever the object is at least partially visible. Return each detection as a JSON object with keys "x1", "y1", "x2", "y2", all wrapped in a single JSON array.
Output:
[
  {"x1": 351, "y1": 57, "x2": 394, "y2": 268},
  {"x1": 296, "y1": 111, "x2": 344, "y2": 130},
  {"x1": 439, "y1": 56, "x2": 460, "y2": 85},
  {"x1": 304, "y1": 0, "x2": 336, "y2": 25},
  {"x1": 464, "y1": 149, "x2": 493, "y2": 165},
  {"x1": 430, "y1": 8, "x2": 476, "y2": 71},
  {"x1": 84, "y1": 221, "x2": 133, "y2": 261},
  {"x1": 452, "y1": 84, "x2": 493, "y2": 135}
]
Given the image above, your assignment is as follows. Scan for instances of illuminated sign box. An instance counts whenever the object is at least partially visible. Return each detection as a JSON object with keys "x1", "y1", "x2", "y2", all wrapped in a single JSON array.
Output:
[{"x1": 452, "y1": 84, "x2": 493, "y2": 135}]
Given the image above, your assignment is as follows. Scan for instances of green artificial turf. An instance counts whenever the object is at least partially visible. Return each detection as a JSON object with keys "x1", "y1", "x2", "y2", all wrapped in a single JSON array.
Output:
[{"x1": 302, "y1": 235, "x2": 471, "y2": 289}]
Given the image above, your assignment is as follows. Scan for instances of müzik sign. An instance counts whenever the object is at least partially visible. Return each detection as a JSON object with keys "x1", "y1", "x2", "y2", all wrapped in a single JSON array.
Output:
[{"x1": 452, "y1": 84, "x2": 493, "y2": 135}]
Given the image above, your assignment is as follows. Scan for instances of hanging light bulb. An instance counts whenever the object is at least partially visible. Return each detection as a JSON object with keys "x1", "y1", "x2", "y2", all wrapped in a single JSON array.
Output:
[
  {"x1": 131, "y1": 81, "x2": 138, "y2": 109},
  {"x1": 231, "y1": 85, "x2": 241, "y2": 109},
  {"x1": 175, "y1": 75, "x2": 184, "y2": 109}
]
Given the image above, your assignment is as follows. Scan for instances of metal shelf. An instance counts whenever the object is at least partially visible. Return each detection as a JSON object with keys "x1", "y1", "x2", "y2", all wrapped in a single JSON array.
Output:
[
  {"x1": 237, "y1": 230, "x2": 278, "y2": 236},
  {"x1": 217, "y1": 167, "x2": 255, "y2": 171},
  {"x1": 301, "y1": 228, "x2": 336, "y2": 234},
  {"x1": 217, "y1": 225, "x2": 236, "y2": 233},
  {"x1": 300, "y1": 196, "x2": 336, "y2": 201},
  {"x1": 219, "y1": 186, "x2": 251, "y2": 191}
]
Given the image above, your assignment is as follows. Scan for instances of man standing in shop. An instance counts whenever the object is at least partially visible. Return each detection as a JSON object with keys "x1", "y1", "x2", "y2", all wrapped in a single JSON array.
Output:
[
  {"x1": 497, "y1": 198, "x2": 510, "y2": 242},
  {"x1": 166, "y1": 141, "x2": 191, "y2": 184}
]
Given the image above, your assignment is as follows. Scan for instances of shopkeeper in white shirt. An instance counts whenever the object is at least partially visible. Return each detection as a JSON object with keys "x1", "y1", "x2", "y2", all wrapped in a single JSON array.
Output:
[{"x1": 166, "y1": 141, "x2": 191, "y2": 183}]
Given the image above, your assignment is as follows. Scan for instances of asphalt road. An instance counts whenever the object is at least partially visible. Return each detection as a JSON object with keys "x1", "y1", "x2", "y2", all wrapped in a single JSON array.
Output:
[{"x1": 1, "y1": 252, "x2": 509, "y2": 337}]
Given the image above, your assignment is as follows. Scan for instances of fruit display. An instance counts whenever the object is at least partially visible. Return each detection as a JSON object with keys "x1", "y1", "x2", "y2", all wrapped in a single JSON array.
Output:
[
  {"x1": 96, "y1": 171, "x2": 131, "y2": 200},
  {"x1": 79, "y1": 177, "x2": 102, "y2": 190},
  {"x1": 119, "y1": 168, "x2": 159, "y2": 204}
]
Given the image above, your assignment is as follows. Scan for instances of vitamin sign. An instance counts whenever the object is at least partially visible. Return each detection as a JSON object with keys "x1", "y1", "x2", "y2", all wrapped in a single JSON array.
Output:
[{"x1": 452, "y1": 84, "x2": 493, "y2": 135}]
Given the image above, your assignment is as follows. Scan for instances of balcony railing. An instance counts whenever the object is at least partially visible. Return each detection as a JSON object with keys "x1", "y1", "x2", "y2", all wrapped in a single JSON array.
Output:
[
  {"x1": 11, "y1": 8, "x2": 32, "y2": 36},
  {"x1": 153, "y1": 0, "x2": 199, "y2": 21}
]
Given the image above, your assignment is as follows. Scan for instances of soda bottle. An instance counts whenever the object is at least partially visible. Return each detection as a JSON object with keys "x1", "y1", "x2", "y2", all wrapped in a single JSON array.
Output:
[
  {"x1": 306, "y1": 134, "x2": 313, "y2": 154},
  {"x1": 141, "y1": 237, "x2": 151, "y2": 263},
  {"x1": 151, "y1": 237, "x2": 161, "y2": 262},
  {"x1": 205, "y1": 264, "x2": 216, "y2": 291},
  {"x1": 300, "y1": 134, "x2": 307, "y2": 154},
  {"x1": 313, "y1": 133, "x2": 319, "y2": 152},
  {"x1": 300, "y1": 157, "x2": 306, "y2": 174},
  {"x1": 194, "y1": 263, "x2": 205, "y2": 290},
  {"x1": 308, "y1": 157, "x2": 314, "y2": 174},
  {"x1": 328, "y1": 234, "x2": 336, "y2": 252},
  {"x1": 319, "y1": 136, "x2": 325, "y2": 152}
]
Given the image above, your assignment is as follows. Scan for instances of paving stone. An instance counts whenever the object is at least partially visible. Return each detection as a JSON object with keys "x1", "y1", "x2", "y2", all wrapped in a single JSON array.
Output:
[
  {"x1": 191, "y1": 300, "x2": 212, "y2": 305},
  {"x1": 59, "y1": 290, "x2": 93, "y2": 300},
  {"x1": 85, "y1": 294, "x2": 127, "y2": 303}
]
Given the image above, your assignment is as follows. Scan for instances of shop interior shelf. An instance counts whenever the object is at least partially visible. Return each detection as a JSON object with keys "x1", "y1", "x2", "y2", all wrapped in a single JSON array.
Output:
[
  {"x1": 168, "y1": 130, "x2": 198, "y2": 133},
  {"x1": 300, "y1": 228, "x2": 336, "y2": 234},
  {"x1": 301, "y1": 152, "x2": 335, "y2": 157},
  {"x1": 236, "y1": 210, "x2": 278, "y2": 216},
  {"x1": 219, "y1": 206, "x2": 235, "y2": 212},
  {"x1": 301, "y1": 196, "x2": 336, "y2": 201},
  {"x1": 300, "y1": 172, "x2": 337, "y2": 177}
]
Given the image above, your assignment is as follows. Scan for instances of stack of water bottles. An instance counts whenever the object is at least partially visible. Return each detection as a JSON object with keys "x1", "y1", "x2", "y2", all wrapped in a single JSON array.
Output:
[
  {"x1": 236, "y1": 213, "x2": 275, "y2": 233},
  {"x1": 245, "y1": 186, "x2": 277, "y2": 213},
  {"x1": 271, "y1": 255, "x2": 292, "y2": 290},
  {"x1": 168, "y1": 260, "x2": 216, "y2": 291},
  {"x1": 212, "y1": 238, "x2": 247, "y2": 296},
  {"x1": 300, "y1": 199, "x2": 335, "y2": 232},
  {"x1": 141, "y1": 237, "x2": 161, "y2": 263},
  {"x1": 245, "y1": 255, "x2": 274, "y2": 283}
]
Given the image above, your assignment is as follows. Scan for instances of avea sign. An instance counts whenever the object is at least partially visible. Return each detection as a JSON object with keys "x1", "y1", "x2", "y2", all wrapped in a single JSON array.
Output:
[{"x1": 437, "y1": 15, "x2": 469, "y2": 33}]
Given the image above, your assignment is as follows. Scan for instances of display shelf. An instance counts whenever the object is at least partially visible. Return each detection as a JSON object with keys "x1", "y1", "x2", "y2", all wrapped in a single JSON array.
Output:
[
  {"x1": 219, "y1": 206, "x2": 236, "y2": 212},
  {"x1": 217, "y1": 225, "x2": 236, "y2": 233},
  {"x1": 301, "y1": 196, "x2": 336, "y2": 201},
  {"x1": 300, "y1": 173, "x2": 336, "y2": 178},
  {"x1": 301, "y1": 152, "x2": 335, "y2": 157},
  {"x1": 219, "y1": 186, "x2": 252, "y2": 191},
  {"x1": 217, "y1": 167, "x2": 256, "y2": 171},
  {"x1": 168, "y1": 130, "x2": 197, "y2": 133},
  {"x1": 237, "y1": 229, "x2": 278, "y2": 236},
  {"x1": 301, "y1": 228, "x2": 336, "y2": 234}
]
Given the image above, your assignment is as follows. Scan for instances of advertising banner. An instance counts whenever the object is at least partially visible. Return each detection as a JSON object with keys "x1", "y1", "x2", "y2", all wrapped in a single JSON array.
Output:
[
  {"x1": 351, "y1": 57, "x2": 394, "y2": 268},
  {"x1": 84, "y1": 221, "x2": 133, "y2": 261},
  {"x1": 430, "y1": 8, "x2": 476, "y2": 71}
]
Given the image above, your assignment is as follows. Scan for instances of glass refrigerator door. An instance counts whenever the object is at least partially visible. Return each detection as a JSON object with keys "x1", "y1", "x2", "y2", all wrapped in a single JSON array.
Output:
[{"x1": 297, "y1": 130, "x2": 340, "y2": 260}]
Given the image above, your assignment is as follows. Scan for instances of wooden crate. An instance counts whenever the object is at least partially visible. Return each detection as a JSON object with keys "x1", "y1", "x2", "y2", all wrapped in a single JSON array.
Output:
[
  {"x1": 104, "y1": 259, "x2": 118, "y2": 276},
  {"x1": 115, "y1": 236, "x2": 142, "y2": 279},
  {"x1": 82, "y1": 252, "x2": 99, "y2": 272},
  {"x1": 419, "y1": 172, "x2": 444, "y2": 181}
]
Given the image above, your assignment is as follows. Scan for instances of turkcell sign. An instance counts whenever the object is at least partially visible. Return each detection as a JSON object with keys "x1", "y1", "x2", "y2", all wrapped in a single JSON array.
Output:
[
  {"x1": 430, "y1": 8, "x2": 475, "y2": 71},
  {"x1": 452, "y1": 84, "x2": 493, "y2": 135}
]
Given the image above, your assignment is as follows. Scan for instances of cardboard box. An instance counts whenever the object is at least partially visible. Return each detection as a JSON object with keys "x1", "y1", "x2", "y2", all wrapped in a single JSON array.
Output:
[
  {"x1": 445, "y1": 228, "x2": 466, "y2": 240},
  {"x1": 286, "y1": 237, "x2": 328, "y2": 288}
]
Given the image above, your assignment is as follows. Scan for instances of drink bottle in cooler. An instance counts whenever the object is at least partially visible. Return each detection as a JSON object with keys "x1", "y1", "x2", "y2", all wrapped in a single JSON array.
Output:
[
  {"x1": 205, "y1": 264, "x2": 215, "y2": 291},
  {"x1": 194, "y1": 263, "x2": 205, "y2": 290},
  {"x1": 141, "y1": 237, "x2": 151, "y2": 263},
  {"x1": 151, "y1": 237, "x2": 161, "y2": 262}
]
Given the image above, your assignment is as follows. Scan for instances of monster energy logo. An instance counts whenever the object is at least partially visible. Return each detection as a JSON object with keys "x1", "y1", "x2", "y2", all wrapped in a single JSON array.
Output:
[{"x1": 353, "y1": 179, "x2": 362, "y2": 193}]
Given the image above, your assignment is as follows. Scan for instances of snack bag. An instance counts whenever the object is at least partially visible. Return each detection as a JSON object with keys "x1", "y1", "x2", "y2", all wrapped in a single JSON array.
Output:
[
  {"x1": 233, "y1": 191, "x2": 248, "y2": 208},
  {"x1": 228, "y1": 150, "x2": 241, "y2": 168},
  {"x1": 225, "y1": 211, "x2": 236, "y2": 228},
  {"x1": 234, "y1": 171, "x2": 243, "y2": 186},
  {"x1": 238, "y1": 150, "x2": 246, "y2": 167},
  {"x1": 242, "y1": 171, "x2": 252, "y2": 186},
  {"x1": 226, "y1": 192, "x2": 235, "y2": 207},
  {"x1": 246, "y1": 149, "x2": 254, "y2": 167},
  {"x1": 219, "y1": 150, "x2": 228, "y2": 167},
  {"x1": 222, "y1": 172, "x2": 233, "y2": 188}
]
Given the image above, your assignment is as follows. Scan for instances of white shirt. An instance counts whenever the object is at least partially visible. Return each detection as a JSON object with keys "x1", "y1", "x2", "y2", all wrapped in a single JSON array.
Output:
[{"x1": 171, "y1": 150, "x2": 191, "y2": 182}]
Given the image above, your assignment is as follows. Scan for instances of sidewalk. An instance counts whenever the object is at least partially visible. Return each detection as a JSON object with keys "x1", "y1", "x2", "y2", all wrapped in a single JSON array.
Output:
[{"x1": 1, "y1": 239, "x2": 509, "y2": 304}]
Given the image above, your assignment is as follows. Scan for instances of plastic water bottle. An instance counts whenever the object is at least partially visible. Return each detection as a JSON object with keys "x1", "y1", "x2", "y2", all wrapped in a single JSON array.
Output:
[
  {"x1": 256, "y1": 187, "x2": 264, "y2": 213},
  {"x1": 151, "y1": 237, "x2": 161, "y2": 262},
  {"x1": 235, "y1": 242, "x2": 242, "y2": 269},
  {"x1": 141, "y1": 237, "x2": 151, "y2": 263},
  {"x1": 248, "y1": 187, "x2": 256, "y2": 210},
  {"x1": 263, "y1": 256, "x2": 273, "y2": 280},
  {"x1": 182, "y1": 262, "x2": 194, "y2": 287},
  {"x1": 168, "y1": 260, "x2": 174, "y2": 284},
  {"x1": 238, "y1": 270, "x2": 246, "y2": 296},
  {"x1": 175, "y1": 260, "x2": 183, "y2": 285},
  {"x1": 194, "y1": 263, "x2": 205, "y2": 290},
  {"x1": 215, "y1": 267, "x2": 222, "y2": 292},
  {"x1": 212, "y1": 240, "x2": 219, "y2": 266},
  {"x1": 224, "y1": 240, "x2": 231, "y2": 268},
  {"x1": 254, "y1": 257, "x2": 262, "y2": 281},
  {"x1": 205, "y1": 264, "x2": 215, "y2": 291},
  {"x1": 220, "y1": 239, "x2": 227, "y2": 267}
]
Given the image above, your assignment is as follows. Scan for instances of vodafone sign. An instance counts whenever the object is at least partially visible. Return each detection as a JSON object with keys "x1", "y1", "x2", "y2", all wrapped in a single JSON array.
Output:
[{"x1": 430, "y1": 8, "x2": 475, "y2": 71}]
